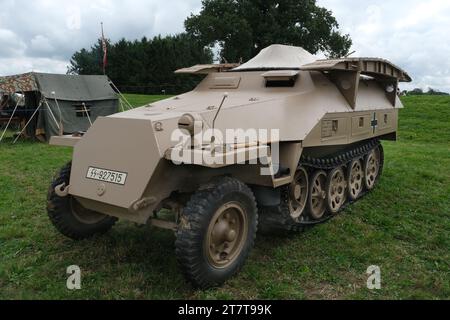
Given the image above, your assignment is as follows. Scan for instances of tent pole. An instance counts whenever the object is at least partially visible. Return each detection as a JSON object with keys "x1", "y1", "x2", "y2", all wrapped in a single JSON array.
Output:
[
  {"x1": 13, "y1": 99, "x2": 43, "y2": 144},
  {"x1": 82, "y1": 102, "x2": 93, "y2": 126},
  {"x1": 0, "y1": 95, "x2": 23, "y2": 143},
  {"x1": 109, "y1": 80, "x2": 133, "y2": 110},
  {"x1": 51, "y1": 94, "x2": 64, "y2": 134},
  {"x1": 44, "y1": 98, "x2": 61, "y2": 131}
]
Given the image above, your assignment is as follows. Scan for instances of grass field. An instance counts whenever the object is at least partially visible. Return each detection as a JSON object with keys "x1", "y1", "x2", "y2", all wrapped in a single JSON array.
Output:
[{"x1": 0, "y1": 94, "x2": 448, "y2": 300}]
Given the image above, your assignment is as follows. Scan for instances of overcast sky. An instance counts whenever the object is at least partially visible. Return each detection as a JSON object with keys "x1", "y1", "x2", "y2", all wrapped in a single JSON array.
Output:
[{"x1": 0, "y1": 0, "x2": 448, "y2": 91}]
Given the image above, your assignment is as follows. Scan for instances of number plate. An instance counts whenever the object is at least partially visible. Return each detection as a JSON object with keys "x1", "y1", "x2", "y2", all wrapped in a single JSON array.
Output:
[{"x1": 86, "y1": 167, "x2": 127, "y2": 186}]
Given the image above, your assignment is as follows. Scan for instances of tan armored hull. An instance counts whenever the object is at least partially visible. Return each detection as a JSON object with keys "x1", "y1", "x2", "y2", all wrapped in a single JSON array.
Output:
[{"x1": 48, "y1": 45, "x2": 411, "y2": 288}]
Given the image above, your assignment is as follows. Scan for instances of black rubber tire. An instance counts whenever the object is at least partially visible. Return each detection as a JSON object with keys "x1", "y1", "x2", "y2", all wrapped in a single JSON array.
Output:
[
  {"x1": 258, "y1": 197, "x2": 306, "y2": 235},
  {"x1": 47, "y1": 162, "x2": 118, "y2": 240},
  {"x1": 258, "y1": 167, "x2": 309, "y2": 234},
  {"x1": 175, "y1": 177, "x2": 258, "y2": 289}
]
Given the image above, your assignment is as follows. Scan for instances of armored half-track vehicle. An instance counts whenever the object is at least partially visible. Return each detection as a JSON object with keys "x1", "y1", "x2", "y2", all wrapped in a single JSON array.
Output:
[{"x1": 48, "y1": 45, "x2": 411, "y2": 288}]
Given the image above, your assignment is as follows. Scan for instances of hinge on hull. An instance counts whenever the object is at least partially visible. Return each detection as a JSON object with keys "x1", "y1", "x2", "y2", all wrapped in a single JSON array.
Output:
[
  {"x1": 379, "y1": 79, "x2": 399, "y2": 107},
  {"x1": 328, "y1": 70, "x2": 360, "y2": 110}
]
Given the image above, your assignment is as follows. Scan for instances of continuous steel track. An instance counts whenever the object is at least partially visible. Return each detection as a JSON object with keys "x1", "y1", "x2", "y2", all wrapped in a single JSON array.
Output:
[{"x1": 259, "y1": 139, "x2": 385, "y2": 233}]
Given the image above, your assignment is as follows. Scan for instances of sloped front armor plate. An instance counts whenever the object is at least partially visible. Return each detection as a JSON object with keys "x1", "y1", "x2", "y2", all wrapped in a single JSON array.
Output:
[{"x1": 69, "y1": 117, "x2": 160, "y2": 209}]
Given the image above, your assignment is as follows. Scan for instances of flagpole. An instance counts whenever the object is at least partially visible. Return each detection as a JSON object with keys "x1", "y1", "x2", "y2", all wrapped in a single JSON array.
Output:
[{"x1": 101, "y1": 22, "x2": 106, "y2": 75}]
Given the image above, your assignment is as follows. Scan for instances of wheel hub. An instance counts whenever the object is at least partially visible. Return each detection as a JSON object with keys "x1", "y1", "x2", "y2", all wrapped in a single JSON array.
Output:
[
  {"x1": 292, "y1": 184, "x2": 302, "y2": 200},
  {"x1": 211, "y1": 219, "x2": 237, "y2": 244},
  {"x1": 206, "y1": 203, "x2": 248, "y2": 269}
]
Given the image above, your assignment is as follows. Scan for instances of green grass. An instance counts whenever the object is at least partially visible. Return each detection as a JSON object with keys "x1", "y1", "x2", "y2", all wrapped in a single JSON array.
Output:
[
  {"x1": 122, "y1": 94, "x2": 172, "y2": 107},
  {"x1": 0, "y1": 94, "x2": 449, "y2": 300}
]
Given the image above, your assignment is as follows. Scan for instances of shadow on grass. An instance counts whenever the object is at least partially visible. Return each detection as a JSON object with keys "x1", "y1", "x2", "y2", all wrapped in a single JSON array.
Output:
[{"x1": 47, "y1": 218, "x2": 319, "y2": 299}]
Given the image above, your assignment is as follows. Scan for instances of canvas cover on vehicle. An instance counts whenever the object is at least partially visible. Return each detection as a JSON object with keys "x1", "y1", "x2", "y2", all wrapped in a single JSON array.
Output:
[{"x1": 233, "y1": 44, "x2": 317, "y2": 71}]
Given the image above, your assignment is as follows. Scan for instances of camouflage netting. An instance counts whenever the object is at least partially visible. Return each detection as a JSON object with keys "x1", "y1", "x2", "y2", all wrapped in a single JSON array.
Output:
[{"x1": 0, "y1": 73, "x2": 38, "y2": 94}]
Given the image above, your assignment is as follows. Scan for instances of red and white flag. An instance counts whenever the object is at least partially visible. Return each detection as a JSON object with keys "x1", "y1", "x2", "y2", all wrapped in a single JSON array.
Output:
[{"x1": 101, "y1": 22, "x2": 108, "y2": 74}]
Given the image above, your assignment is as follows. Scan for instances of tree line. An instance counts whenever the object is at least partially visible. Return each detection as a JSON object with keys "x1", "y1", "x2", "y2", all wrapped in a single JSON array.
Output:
[
  {"x1": 68, "y1": 0, "x2": 352, "y2": 94},
  {"x1": 403, "y1": 88, "x2": 449, "y2": 96},
  {"x1": 68, "y1": 34, "x2": 213, "y2": 94}
]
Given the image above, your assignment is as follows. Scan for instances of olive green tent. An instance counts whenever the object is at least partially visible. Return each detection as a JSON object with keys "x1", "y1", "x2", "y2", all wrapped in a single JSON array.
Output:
[{"x1": 0, "y1": 72, "x2": 120, "y2": 142}]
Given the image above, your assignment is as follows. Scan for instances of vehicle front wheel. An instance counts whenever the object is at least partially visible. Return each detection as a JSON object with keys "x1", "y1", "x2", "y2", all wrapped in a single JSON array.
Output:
[
  {"x1": 175, "y1": 177, "x2": 258, "y2": 289},
  {"x1": 47, "y1": 162, "x2": 117, "y2": 240}
]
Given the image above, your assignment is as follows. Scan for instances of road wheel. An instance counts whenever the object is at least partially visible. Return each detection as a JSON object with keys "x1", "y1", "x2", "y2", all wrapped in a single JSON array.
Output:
[
  {"x1": 47, "y1": 163, "x2": 117, "y2": 240},
  {"x1": 287, "y1": 167, "x2": 309, "y2": 222},
  {"x1": 364, "y1": 146, "x2": 382, "y2": 191},
  {"x1": 258, "y1": 167, "x2": 309, "y2": 235},
  {"x1": 307, "y1": 170, "x2": 328, "y2": 220},
  {"x1": 326, "y1": 166, "x2": 347, "y2": 214},
  {"x1": 347, "y1": 159, "x2": 364, "y2": 201},
  {"x1": 175, "y1": 177, "x2": 258, "y2": 288}
]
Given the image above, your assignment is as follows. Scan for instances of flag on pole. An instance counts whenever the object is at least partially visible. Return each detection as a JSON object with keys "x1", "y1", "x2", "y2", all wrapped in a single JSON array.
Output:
[{"x1": 101, "y1": 22, "x2": 108, "y2": 75}]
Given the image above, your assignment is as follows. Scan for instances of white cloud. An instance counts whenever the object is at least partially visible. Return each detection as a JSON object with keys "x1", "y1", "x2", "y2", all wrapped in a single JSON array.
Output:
[
  {"x1": 0, "y1": 29, "x2": 27, "y2": 57},
  {"x1": 0, "y1": 0, "x2": 191, "y2": 75},
  {"x1": 0, "y1": 57, "x2": 69, "y2": 75},
  {"x1": 30, "y1": 35, "x2": 55, "y2": 54},
  {"x1": 0, "y1": 0, "x2": 449, "y2": 92},
  {"x1": 318, "y1": 0, "x2": 450, "y2": 92}
]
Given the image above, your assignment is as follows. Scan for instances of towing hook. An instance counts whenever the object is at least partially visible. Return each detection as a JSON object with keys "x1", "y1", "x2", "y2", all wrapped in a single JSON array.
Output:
[{"x1": 55, "y1": 183, "x2": 70, "y2": 197}]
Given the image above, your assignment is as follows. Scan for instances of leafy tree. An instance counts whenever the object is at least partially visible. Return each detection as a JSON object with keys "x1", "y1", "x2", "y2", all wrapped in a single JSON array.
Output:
[
  {"x1": 68, "y1": 0, "x2": 353, "y2": 93},
  {"x1": 409, "y1": 88, "x2": 424, "y2": 95},
  {"x1": 68, "y1": 41, "x2": 105, "y2": 75},
  {"x1": 405, "y1": 88, "x2": 449, "y2": 96},
  {"x1": 185, "y1": 0, "x2": 352, "y2": 62},
  {"x1": 426, "y1": 88, "x2": 449, "y2": 96}
]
